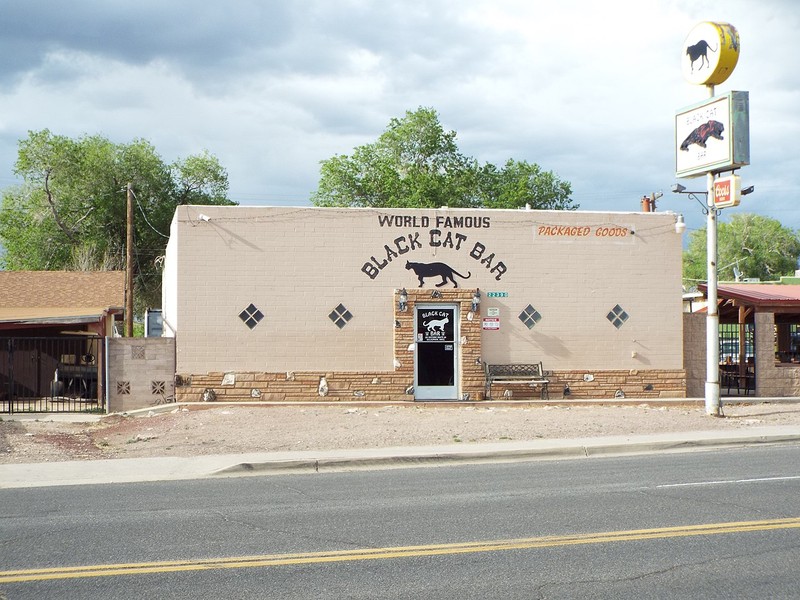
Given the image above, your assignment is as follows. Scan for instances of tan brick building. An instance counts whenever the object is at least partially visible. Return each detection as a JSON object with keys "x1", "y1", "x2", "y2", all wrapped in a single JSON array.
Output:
[{"x1": 162, "y1": 206, "x2": 686, "y2": 402}]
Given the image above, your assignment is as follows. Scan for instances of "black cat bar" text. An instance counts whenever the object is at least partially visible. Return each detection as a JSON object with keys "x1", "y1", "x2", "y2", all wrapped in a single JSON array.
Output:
[{"x1": 361, "y1": 230, "x2": 507, "y2": 282}]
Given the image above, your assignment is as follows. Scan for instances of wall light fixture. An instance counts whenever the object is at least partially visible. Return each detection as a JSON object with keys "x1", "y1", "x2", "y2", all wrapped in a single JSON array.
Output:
[
  {"x1": 675, "y1": 214, "x2": 686, "y2": 234},
  {"x1": 398, "y1": 288, "x2": 408, "y2": 312},
  {"x1": 472, "y1": 288, "x2": 481, "y2": 313}
]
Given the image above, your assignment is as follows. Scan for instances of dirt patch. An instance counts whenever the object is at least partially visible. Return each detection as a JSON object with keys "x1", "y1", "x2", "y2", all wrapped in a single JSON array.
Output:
[{"x1": 2, "y1": 402, "x2": 800, "y2": 464}]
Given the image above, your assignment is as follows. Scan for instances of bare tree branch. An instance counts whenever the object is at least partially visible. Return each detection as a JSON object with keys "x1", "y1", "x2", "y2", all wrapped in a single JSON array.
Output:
[
  {"x1": 43, "y1": 169, "x2": 76, "y2": 242},
  {"x1": 72, "y1": 206, "x2": 95, "y2": 228}
]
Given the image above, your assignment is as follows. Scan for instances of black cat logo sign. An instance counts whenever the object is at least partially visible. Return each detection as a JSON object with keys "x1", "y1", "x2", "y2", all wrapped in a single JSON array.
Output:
[
  {"x1": 681, "y1": 22, "x2": 739, "y2": 86},
  {"x1": 675, "y1": 91, "x2": 750, "y2": 178}
]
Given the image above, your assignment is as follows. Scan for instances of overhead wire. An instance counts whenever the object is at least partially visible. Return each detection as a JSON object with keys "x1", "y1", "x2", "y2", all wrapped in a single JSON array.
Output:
[{"x1": 130, "y1": 188, "x2": 170, "y2": 239}]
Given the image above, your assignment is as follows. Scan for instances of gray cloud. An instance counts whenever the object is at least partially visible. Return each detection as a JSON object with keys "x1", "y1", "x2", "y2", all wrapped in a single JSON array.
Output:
[
  {"x1": 0, "y1": 1, "x2": 294, "y2": 84},
  {"x1": 0, "y1": 0, "x2": 797, "y2": 235}
]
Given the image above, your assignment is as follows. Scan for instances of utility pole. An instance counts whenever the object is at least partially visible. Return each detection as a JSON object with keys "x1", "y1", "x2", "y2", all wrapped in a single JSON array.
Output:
[{"x1": 125, "y1": 183, "x2": 134, "y2": 337}]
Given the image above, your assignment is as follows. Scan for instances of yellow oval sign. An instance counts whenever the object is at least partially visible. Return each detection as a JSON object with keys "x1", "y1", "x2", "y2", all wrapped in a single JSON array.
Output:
[{"x1": 682, "y1": 22, "x2": 740, "y2": 86}]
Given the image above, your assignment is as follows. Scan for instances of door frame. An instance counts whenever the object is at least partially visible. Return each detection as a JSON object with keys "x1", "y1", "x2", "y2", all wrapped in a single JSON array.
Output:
[{"x1": 413, "y1": 303, "x2": 459, "y2": 401}]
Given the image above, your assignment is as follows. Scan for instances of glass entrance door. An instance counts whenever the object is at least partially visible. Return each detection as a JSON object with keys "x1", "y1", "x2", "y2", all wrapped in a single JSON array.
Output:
[{"x1": 414, "y1": 304, "x2": 458, "y2": 400}]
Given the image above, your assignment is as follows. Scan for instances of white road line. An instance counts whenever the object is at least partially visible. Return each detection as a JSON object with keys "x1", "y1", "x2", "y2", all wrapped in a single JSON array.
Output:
[{"x1": 656, "y1": 475, "x2": 800, "y2": 488}]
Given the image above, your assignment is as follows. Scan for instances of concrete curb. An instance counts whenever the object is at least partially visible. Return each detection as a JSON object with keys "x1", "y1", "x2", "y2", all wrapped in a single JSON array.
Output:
[
  {"x1": 210, "y1": 429, "x2": 800, "y2": 477},
  {"x1": 0, "y1": 427, "x2": 800, "y2": 489},
  {"x1": 2, "y1": 427, "x2": 799, "y2": 489}
]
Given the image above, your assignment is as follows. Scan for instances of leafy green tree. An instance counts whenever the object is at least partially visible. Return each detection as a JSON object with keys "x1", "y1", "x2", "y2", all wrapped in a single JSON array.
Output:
[
  {"x1": 684, "y1": 213, "x2": 800, "y2": 283},
  {"x1": 0, "y1": 130, "x2": 235, "y2": 310},
  {"x1": 478, "y1": 159, "x2": 576, "y2": 210},
  {"x1": 311, "y1": 107, "x2": 576, "y2": 210}
]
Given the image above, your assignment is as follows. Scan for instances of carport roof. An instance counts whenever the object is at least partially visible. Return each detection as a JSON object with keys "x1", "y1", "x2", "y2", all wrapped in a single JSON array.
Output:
[{"x1": 699, "y1": 283, "x2": 800, "y2": 308}]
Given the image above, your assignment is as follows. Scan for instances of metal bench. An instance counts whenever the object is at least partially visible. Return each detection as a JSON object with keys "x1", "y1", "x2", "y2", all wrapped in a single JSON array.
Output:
[{"x1": 484, "y1": 362, "x2": 550, "y2": 400}]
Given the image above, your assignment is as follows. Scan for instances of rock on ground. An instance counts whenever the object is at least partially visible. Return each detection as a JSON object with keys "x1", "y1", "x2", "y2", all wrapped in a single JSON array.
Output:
[{"x1": 2, "y1": 402, "x2": 799, "y2": 464}]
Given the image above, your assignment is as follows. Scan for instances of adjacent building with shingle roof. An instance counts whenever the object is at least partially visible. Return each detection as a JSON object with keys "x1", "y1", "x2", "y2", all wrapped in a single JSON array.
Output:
[{"x1": 0, "y1": 271, "x2": 125, "y2": 335}]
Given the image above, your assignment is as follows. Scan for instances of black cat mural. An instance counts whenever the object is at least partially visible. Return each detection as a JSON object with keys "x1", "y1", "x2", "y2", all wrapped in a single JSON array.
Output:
[
  {"x1": 405, "y1": 260, "x2": 471, "y2": 288},
  {"x1": 680, "y1": 120, "x2": 724, "y2": 151}
]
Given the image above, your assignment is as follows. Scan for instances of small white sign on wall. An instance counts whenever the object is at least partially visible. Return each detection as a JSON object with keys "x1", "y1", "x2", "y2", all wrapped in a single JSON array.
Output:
[
  {"x1": 487, "y1": 307, "x2": 500, "y2": 317},
  {"x1": 482, "y1": 317, "x2": 500, "y2": 330}
]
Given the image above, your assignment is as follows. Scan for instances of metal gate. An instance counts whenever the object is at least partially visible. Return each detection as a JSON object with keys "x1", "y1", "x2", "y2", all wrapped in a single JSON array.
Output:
[{"x1": 0, "y1": 337, "x2": 105, "y2": 414}]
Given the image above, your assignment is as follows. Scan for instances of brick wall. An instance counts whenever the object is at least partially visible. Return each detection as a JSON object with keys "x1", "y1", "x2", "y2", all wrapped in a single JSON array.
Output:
[
  {"x1": 393, "y1": 288, "x2": 484, "y2": 400},
  {"x1": 174, "y1": 367, "x2": 686, "y2": 403},
  {"x1": 548, "y1": 369, "x2": 685, "y2": 399}
]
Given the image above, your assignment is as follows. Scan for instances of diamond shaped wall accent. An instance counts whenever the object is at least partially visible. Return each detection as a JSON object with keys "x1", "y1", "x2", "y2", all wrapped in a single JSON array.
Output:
[
  {"x1": 518, "y1": 304, "x2": 543, "y2": 329},
  {"x1": 607, "y1": 304, "x2": 629, "y2": 329},
  {"x1": 239, "y1": 303, "x2": 264, "y2": 329},
  {"x1": 328, "y1": 303, "x2": 353, "y2": 329}
]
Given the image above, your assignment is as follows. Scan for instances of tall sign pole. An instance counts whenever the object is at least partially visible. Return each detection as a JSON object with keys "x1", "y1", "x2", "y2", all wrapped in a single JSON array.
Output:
[
  {"x1": 676, "y1": 22, "x2": 747, "y2": 416},
  {"x1": 705, "y1": 141, "x2": 720, "y2": 415}
]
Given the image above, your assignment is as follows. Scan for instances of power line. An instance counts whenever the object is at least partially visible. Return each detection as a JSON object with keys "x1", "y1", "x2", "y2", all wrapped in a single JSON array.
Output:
[{"x1": 130, "y1": 188, "x2": 170, "y2": 239}]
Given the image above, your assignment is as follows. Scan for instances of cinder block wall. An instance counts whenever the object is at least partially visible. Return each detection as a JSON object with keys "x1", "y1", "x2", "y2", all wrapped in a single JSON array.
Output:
[
  {"x1": 755, "y1": 312, "x2": 800, "y2": 397},
  {"x1": 165, "y1": 206, "x2": 686, "y2": 401},
  {"x1": 683, "y1": 313, "x2": 706, "y2": 398},
  {"x1": 107, "y1": 338, "x2": 175, "y2": 413}
]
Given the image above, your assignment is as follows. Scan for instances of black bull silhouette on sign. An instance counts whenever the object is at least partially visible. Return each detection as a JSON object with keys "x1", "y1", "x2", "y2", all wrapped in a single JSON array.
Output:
[{"x1": 686, "y1": 39, "x2": 716, "y2": 72}]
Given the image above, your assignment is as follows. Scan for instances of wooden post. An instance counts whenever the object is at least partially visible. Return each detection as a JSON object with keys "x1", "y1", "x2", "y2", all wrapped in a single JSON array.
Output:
[{"x1": 125, "y1": 183, "x2": 134, "y2": 337}]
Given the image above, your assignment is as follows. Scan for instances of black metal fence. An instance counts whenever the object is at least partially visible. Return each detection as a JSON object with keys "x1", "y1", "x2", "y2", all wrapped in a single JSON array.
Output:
[
  {"x1": 718, "y1": 323, "x2": 755, "y2": 397},
  {"x1": 0, "y1": 337, "x2": 105, "y2": 414},
  {"x1": 719, "y1": 323, "x2": 754, "y2": 365}
]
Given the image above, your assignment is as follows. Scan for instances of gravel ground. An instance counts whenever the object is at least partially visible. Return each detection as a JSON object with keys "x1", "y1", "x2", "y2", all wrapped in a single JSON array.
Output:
[{"x1": 2, "y1": 401, "x2": 800, "y2": 464}]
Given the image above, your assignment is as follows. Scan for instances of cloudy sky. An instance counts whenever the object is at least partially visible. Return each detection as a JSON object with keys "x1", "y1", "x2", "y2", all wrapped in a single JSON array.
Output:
[{"x1": 1, "y1": 0, "x2": 798, "y2": 235}]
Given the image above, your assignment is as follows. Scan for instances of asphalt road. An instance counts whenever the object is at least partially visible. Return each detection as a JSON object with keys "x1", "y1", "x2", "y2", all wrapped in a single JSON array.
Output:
[{"x1": 1, "y1": 445, "x2": 799, "y2": 599}]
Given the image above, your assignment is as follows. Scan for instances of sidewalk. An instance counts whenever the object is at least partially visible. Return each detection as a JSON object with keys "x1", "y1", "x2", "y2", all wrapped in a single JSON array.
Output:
[{"x1": 2, "y1": 424, "x2": 799, "y2": 489}]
